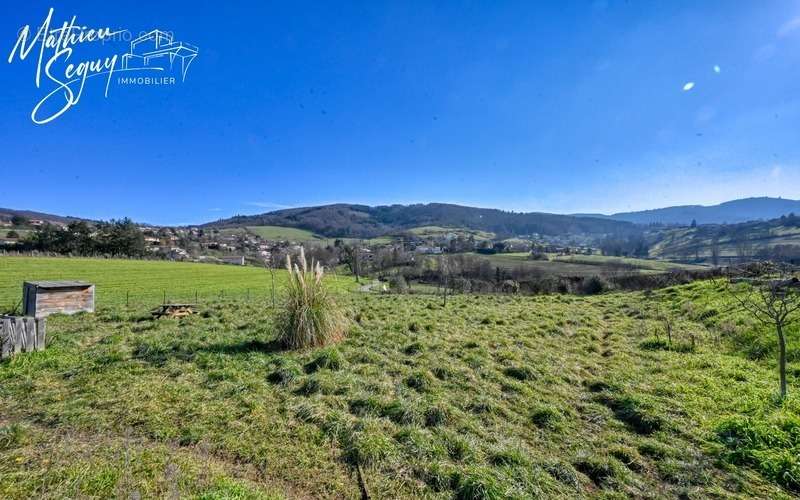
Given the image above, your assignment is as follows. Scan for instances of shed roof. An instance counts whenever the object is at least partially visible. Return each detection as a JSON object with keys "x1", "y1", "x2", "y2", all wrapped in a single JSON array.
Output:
[{"x1": 24, "y1": 280, "x2": 93, "y2": 289}]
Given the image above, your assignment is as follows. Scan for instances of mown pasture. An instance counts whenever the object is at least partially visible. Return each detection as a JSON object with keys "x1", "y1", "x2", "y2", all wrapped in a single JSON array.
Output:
[
  {"x1": 245, "y1": 226, "x2": 321, "y2": 242},
  {"x1": 0, "y1": 256, "x2": 356, "y2": 310},
  {"x1": 1, "y1": 260, "x2": 799, "y2": 498},
  {"x1": 454, "y1": 252, "x2": 706, "y2": 278}
]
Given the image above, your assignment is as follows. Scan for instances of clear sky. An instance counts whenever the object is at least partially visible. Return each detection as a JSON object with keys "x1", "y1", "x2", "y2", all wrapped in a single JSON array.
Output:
[{"x1": 1, "y1": 1, "x2": 799, "y2": 225}]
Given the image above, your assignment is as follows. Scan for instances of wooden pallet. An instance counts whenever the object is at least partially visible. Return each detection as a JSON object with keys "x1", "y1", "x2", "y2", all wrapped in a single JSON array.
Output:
[
  {"x1": 151, "y1": 304, "x2": 198, "y2": 319},
  {"x1": 1, "y1": 316, "x2": 46, "y2": 360}
]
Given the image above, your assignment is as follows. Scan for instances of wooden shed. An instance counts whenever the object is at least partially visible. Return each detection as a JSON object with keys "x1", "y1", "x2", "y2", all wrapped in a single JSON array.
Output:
[{"x1": 23, "y1": 281, "x2": 95, "y2": 318}]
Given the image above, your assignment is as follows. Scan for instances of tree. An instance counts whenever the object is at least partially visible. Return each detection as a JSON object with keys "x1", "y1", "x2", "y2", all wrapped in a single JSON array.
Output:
[
  {"x1": 6, "y1": 230, "x2": 19, "y2": 239},
  {"x1": 95, "y1": 219, "x2": 145, "y2": 256},
  {"x1": 343, "y1": 244, "x2": 363, "y2": 283},
  {"x1": 734, "y1": 234, "x2": 754, "y2": 263},
  {"x1": 10, "y1": 215, "x2": 28, "y2": 227},
  {"x1": 723, "y1": 264, "x2": 800, "y2": 398},
  {"x1": 439, "y1": 255, "x2": 450, "y2": 306},
  {"x1": 710, "y1": 233, "x2": 721, "y2": 267}
]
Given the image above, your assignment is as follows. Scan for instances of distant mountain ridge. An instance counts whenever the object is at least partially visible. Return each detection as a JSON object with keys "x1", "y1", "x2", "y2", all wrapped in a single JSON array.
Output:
[
  {"x1": 6, "y1": 197, "x2": 798, "y2": 236},
  {"x1": 206, "y1": 203, "x2": 635, "y2": 239},
  {"x1": 0, "y1": 208, "x2": 88, "y2": 225},
  {"x1": 576, "y1": 197, "x2": 800, "y2": 226}
]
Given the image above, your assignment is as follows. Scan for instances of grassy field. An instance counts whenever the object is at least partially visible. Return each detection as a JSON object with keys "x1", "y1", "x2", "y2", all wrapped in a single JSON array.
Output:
[
  {"x1": 245, "y1": 226, "x2": 321, "y2": 242},
  {"x1": 408, "y1": 226, "x2": 496, "y2": 241},
  {"x1": 459, "y1": 252, "x2": 705, "y2": 277},
  {"x1": 650, "y1": 224, "x2": 800, "y2": 260},
  {"x1": 1, "y1": 259, "x2": 800, "y2": 497},
  {"x1": 551, "y1": 254, "x2": 708, "y2": 272},
  {"x1": 0, "y1": 257, "x2": 356, "y2": 309}
]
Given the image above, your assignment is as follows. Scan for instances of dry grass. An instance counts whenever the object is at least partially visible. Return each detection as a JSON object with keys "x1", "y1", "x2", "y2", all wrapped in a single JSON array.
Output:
[{"x1": 276, "y1": 248, "x2": 348, "y2": 349}]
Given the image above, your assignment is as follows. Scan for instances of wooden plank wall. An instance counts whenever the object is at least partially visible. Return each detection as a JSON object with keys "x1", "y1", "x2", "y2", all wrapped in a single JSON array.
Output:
[
  {"x1": 24, "y1": 285, "x2": 95, "y2": 318},
  {"x1": 0, "y1": 316, "x2": 46, "y2": 360}
]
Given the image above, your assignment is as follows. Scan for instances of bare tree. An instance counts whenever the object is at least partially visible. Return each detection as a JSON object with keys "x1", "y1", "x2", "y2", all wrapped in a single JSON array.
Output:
[
  {"x1": 710, "y1": 233, "x2": 721, "y2": 267},
  {"x1": 734, "y1": 235, "x2": 754, "y2": 263},
  {"x1": 439, "y1": 255, "x2": 450, "y2": 307},
  {"x1": 723, "y1": 264, "x2": 800, "y2": 398},
  {"x1": 343, "y1": 243, "x2": 362, "y2": 283}
]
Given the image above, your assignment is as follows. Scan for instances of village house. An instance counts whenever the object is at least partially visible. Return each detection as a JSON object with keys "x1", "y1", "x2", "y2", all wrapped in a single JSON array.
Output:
[{"x1": 219, "y1": 256, "x2": 246, "y2": 266}]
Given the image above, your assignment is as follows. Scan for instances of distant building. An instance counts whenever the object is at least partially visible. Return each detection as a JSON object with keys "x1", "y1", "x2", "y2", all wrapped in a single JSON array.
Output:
[
  {"x1": 219, "y1": 256, "x2": 246, "y2": 266},
  {"x1": 167, "y1": 247, "x2": 189, "y2": 261},
  {"x1": 415, "y1": 246, "x2": 443, "y2": 255}
]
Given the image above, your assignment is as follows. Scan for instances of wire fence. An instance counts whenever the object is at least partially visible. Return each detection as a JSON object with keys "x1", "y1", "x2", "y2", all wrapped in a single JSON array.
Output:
[{"x1": 103, "y1": 288, "x2": 285, "y2": 309}]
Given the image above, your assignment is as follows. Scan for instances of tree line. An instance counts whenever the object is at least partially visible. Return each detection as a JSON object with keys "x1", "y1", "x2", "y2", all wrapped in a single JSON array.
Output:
[{"x1": 9, "y1": 219, "x2": 146, "y2": 257}]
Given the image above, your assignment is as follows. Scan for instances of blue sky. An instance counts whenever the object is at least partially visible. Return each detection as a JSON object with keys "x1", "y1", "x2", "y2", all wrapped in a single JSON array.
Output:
[{"x1": 1, "y1": 0, "x2": 799, "y2": 225}]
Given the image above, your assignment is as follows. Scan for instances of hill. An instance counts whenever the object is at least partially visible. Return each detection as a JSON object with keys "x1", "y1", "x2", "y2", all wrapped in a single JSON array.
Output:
[
  {"x1": 206, "y1": 203, "x2": 635, "y2": 239},
  {"x1": 589, "y1": 197, "x2": 800, "y2": 226},
  {"x1": 648, "y1": 214, "x2": 800, "y2": 262},
  {"x1": 0, "y1": 207, "x2": 88, "y2": 225}
]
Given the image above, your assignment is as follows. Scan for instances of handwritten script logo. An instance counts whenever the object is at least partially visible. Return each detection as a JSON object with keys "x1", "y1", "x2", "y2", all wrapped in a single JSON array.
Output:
[{"x1": 8, "y1": 8, "x2": 198, "y2": 125}]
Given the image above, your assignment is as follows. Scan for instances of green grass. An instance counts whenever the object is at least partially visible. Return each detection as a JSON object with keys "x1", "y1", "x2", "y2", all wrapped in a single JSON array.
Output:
[
  {"x1": 458, "y1": 252, "x2": 702, "y2": 277},
  {"x1": 408, "y1": 226, "x2": 496, "y2": 240},
  {"x1": 1, "y1": 265, "x2": 799, "y2": 497},
  {"x1": 552, "y1": 254, "x2": 708, "y2": 272},
  {"x1": 0, "y1": 256, "x2": 356, "y2": 309},
  {"x1": 650, "y1": 224, "x2": 800, "y2": 260},
  {"x1": 245, "y1": 226, "x2": 320, "y2": 241}
]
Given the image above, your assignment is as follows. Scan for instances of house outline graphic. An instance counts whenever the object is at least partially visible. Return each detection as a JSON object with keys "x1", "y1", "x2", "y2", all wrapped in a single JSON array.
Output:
[{"x1": 121, "y1": 30, "x2": 198, "y2": 81}]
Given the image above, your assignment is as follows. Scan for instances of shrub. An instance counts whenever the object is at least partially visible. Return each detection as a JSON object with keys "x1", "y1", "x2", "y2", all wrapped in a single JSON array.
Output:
[
  {"x1": 276, "y1": 248, "x2": 348, "y2": 349},
  {"x1": 451, "y1": 277, "x2": 472, "y2": 293},
  {"x1": 581, "y1": 276, "x2": 609, "y2": 295},
  {"x1": 500, "y1": 280, "x2": 520, "y2": 294},
  {"x1": 388, "y1": 274, "x2": 409, "y2": 293}
]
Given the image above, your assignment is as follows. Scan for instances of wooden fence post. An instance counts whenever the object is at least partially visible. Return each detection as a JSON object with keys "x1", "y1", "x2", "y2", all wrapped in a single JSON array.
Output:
[
  {"x1": 35, "y1": 318, "x2": 46, "y2": 351},
  {"x1": 1, "y1": 317, "x2": 11, "y2": 359}
]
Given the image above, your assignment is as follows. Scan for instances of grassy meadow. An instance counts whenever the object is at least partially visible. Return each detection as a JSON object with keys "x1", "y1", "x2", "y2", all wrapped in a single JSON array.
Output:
[
  {"x1": 245, "y1": 226, "x2": 322, "y2": 242},
  {"x1": 457, "y1": 252, "x2": 705, "y2": 278},
  {"x1": 408, "y1": 226, "x2": 496, "y2": 241},
  {"x1": 650, "y1": 225, "x2": 800, "y2": 260},
  {"x1": 0, "y1": 257, "x2": 356, "y2": 310},
  {"x1": 1, "y1": 257, "x2": 799, "y2": 498}
]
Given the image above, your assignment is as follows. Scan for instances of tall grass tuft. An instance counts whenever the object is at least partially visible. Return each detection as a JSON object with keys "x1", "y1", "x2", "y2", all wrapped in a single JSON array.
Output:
[{"x1": 276, "y1": 247, "x2": 348, "y2": 349}]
